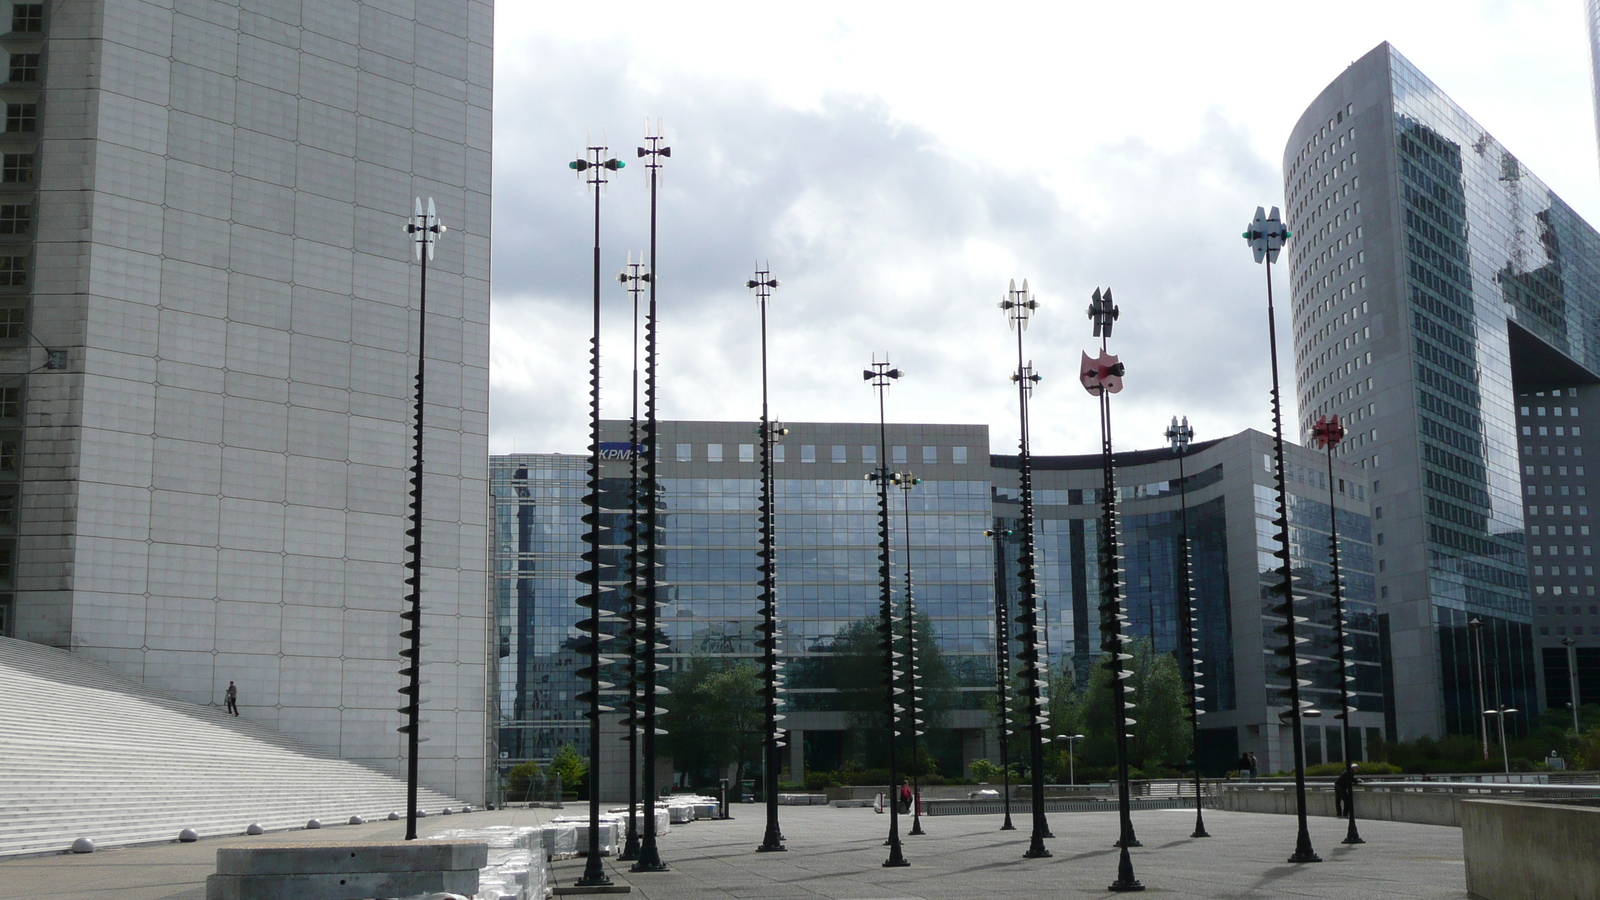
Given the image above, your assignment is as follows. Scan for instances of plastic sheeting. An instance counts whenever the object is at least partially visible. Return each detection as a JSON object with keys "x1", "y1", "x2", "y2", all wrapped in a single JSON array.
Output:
[{"x1": 426, "y1": 826, "x2": 548, "y2": 900}]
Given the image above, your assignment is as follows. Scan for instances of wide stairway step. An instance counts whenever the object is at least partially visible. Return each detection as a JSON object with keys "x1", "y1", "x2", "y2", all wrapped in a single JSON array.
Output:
[{"x1": 0, "y1": 636, "x2": 467, "y2": 857}]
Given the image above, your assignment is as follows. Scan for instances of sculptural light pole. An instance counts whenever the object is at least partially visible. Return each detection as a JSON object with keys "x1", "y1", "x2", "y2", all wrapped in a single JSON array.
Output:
[
  {"x1": 750, "y1": 267, "x2": 789, "y2": 854},
  {"x1": 983, "y1": 525, "x2": 1017, "y2": 831},
  {"x1": 896, "y1": 471, "x2": 927, "y2": 836},
  {"x1": 1083, "y1": 287, "x2": 1142, "y2": 892},
  {"x1": 1312, "y1": 414, "x2": 1364, "y2": 846},
  {"x1": 617, "y1": 257, "x2": 650, "y2": 862},
  {"x1": 631, "y1": 122, "x2": 670, "y2": 874},
  {"x1": 570, "y1": 141, "x2": 624, "y2": 886},
  {"x1": 399, "y1": 198, "x2": 444, "y2": 841},
  {"x1": 1165, "y1": 415, "x2": 1209, "y2": 840},
  {"x1": 999, "y1": 279, "x2": 1051, "y2": 859},
  {"x1": 1244, "y1": 206, "x2": 1320, "y2": 864},
  {"x1": 865, "y1": 357, "x2": 910, "y2": 868}
]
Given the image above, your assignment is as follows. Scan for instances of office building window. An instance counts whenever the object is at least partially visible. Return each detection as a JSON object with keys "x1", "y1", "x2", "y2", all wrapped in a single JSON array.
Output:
[
  {"x1": 0, "y1": 256, "x2": 25, "y2": 287},
  {"x1": 0, "y1": 437, "x2": 17, "y2": 473},
  {"x1": 953, "y1": 446, "x2": 968, "y2": 464},
  {"x1": 923, "y1": 446, "x2": 937, "y2": 465},
  {"x1": 0, "y1": 387, "x2": 19, "y2": 419},
  {"x1": 7, "y1": 53, "x2": 37, "y2": 82},
  {"x1": 11, "y1": 4, "x2": 41, "y2": 33},
  {"x1": 5, "y1": 103, "x2": 35, "y2": 133},
  {"x1": 0, "y1": 306, "x2": 22, "y2": 340},
  {"x1": 800, "y1": 445, "x2": 816, "y2": 463},
  {"x1": 1, "y1": 154, "x2": 32, "y2": 184},
  {"x1": 706, "y1": 443, "x2": 722, "y2": 463},
  {"x1": 832, "y1": 445, "x2": 846, "y2": 464},
  {"x1": 675, "y1": 443, "x2": 691, "y2": 462},
  {"x1": 893, "y1": 446, "x2": 907, "y2": 465},
  {"x1": 0, "y1": 204, "x2": 29, "y2": 235},
  {"x1": 773, "y1": 444, "x2": 784, "y2": 463},
  {"x1": 739, "y1": 444, "x2": 754, "y2": 463},
  {"x1": 862, "y1": 445, "x2": 876, "y2": 464}
]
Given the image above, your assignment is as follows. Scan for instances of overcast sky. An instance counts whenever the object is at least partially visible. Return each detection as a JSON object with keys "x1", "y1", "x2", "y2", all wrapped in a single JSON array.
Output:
[{"x1": 487, "y1": 1, "x2": 1600, "y2": 459}]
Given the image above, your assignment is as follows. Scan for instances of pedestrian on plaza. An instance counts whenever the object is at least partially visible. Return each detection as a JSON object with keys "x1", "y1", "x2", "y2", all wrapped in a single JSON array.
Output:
[
  {"x1": 1246, "y1": 751, "x2": 1259, "y2": 780},
  {"x1": 898, "y1": 778, "x2": 913, "y2": 814},
  {"x1": 1237, "y1": 752, "x2": 1250, "y2": 779},
  {"x1": 224, "y1": 681, "x2": 239, "y2": 716},
  {"x1": 1335, "y1": 763, "x2": 1360, "y2": 817}
]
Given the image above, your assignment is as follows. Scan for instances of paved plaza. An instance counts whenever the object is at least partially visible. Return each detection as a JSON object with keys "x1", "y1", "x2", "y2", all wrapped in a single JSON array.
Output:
[{"x1": 0, "y1": 803, "x2": 1471, "y2": 900}]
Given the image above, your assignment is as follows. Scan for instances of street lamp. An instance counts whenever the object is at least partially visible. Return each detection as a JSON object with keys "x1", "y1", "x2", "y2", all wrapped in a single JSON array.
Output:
[
  {"x1": 1484, "y1": 650, "x2": 1517, "y2": 775},
  {"x1": 998, "y1": 278, "x2": 1053, "y2": 860},
  {"x1": 631, "y1": 120, "x2": 671, "y2": 875},
  {"x1": 865, "y1": 357, "x2": 910, "y2": 868},
  {"x1": 399, "y1": 197, "x2": 445, "y2": 841},
  {"x1": 1243, "y1": 206, "x2": 1321, "y2": 864},
  {"x1": 570, "y1": 140, "x2": 624, "y2": 887},
  {"x1": 617, "y1": 256, "x2": 650, "y2": 862},
  {"x1": 983, "y1": 525, "x2": 1017, "y2": 832},
  {"x1": 1561, "y1": 637, "x2": 1581, "y2": 735},
  {"x1": 1165, "y1": 415, "x2": 1208, "y2": 840},
  {"x1": 749, "y1": 267, "x2": 788, "y2": 854},
  {"x1": 1469, "y1": 617, "x2": 1489, "y2": 761},
  {"x1": 1063, "y1": 733, "x2": 1086, "y2": 786},
  {"x1": 896, "y1": 471, "x2": 927, "y2": 836},
  {"x1": 1312, "y1": 415, "x2": 1363, "y2": 846},
  {"x1": 1083, "y1": 286, "x2": 1142, "y2": 893}
]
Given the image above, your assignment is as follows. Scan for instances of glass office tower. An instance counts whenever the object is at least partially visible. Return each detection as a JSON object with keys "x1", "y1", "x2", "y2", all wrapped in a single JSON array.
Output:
[
  {"x1": 1282, "y1": 43, "x2": 1600, "y2": 739},
  {"x1": 494, "y1": 424, "x2": 1377, "y2": 780}
]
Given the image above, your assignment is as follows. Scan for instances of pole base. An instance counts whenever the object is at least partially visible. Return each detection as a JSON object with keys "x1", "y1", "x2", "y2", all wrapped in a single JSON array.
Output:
[
  {"x1": 630, "y1": 846, "x2": 669, "y2": 874},
  {"x1": 756, "y1": 843, "x2": 787, "y2": 853},
  {"x1": 909, "y1": 820, "x2": 925, "y2": 836},
  {"x1": 1000, "y1": 816, "x2": 1016, "y2": 831},
  {"x1": 1108, "y1": 880, "x2": 1145, "y2": 893},
  {"x1": 1023, "y1": 840, "x2": 1051, "y2": 859},
  {"x1": 1287, "y1": 850, "x2": 1322, "y2": 864},
  {"x1": 1114, "y1": 839, "x2": 1143, "y2": 848},
  {"x1": 883, "y1": 845, "x2": 909, "y2": 868},
  {"x1": 1190, "y1": 828, "x2": 1210, "y2": 839}
]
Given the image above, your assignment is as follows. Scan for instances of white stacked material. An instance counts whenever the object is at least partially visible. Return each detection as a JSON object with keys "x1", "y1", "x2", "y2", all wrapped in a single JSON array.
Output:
[
  {"x1": 538, "y1": 823, "x2": 577, "y2": 860},
  {"x1": 547, "y1": 816, "x2": 618, "y2": 857},
  {"x1": 667, "y1": 805, "x2": 693, "y2": 824},
  {"x1": 607, "y1": 806, "x2": 671, "y2": 834},
  {"x1": 427, "y1": 827, "x2": 547, "y2": 900},
  {"x1": 690, "y1": 802, "x2": 719, "y2": 820},
  {"x1": 0, "y1": 637, "x2": 466, "y2": 857}
]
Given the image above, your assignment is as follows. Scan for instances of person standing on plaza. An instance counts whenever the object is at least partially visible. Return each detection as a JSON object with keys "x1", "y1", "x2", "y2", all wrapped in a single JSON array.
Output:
[
  {"x1": 225, "y1": 681, "x2": 239, "y2": 716},
  {"x1": 1246, "y1": 751, "x2": 1259, "y2": 781},
  {"x1": 899, "y1": 778, "x2": 913, "y2": 814},
  {"x1": 1335, "y1": 764, "x2": 1360, "y2": 817}
]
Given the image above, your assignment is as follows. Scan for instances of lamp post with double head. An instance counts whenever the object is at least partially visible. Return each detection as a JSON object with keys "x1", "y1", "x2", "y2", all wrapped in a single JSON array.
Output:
[
  {"x1": 1469, "y1": 617, "x2": 1489, "y2": 760},
  {"x1": 570, "y1": 140, "x2": 625, "y2": 886},
  {"x1": 1244, "y1": 206, "x2": 1320, "y2": 864},
  {"x1": 1165, "y1": 415, "x2": 1208, "y2": 840},
  {"x1": 399, "y1": 198, "x2": 445, "y2": 841},
  {"x1": 1562, "y1": 637, "x2": 1581, "y2": 735},
  {"x1": 865, "y1": 358, "x2": 910, "y2": 868},
  {"x1": 896, "y1": 471, "x2": 927, "y2": 836},
  {"x1": 617, "y1": 256, "x2": 650, "y2": 862},
  {"x1": 1064, "y1": 733, "x2": 1086, "y2": 786},
  {"x1": 749, "y1": 267, "x2": 789, "y2": 854},
  {"x1": 999, "y1": 279, "x2": 1052, "y2": 859}
]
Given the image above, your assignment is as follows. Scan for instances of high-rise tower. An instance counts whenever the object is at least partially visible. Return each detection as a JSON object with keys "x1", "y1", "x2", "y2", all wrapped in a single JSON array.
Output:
[
  {"x1": 1, "y1": 2, "x2": 494, "y2": 802},
  {"x1": 1284, "y1": 43, "x2": 1600, "y2": 741}
]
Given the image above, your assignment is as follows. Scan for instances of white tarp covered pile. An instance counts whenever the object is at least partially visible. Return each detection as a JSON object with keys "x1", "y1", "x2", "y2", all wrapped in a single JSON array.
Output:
[
  {"x1": 607, "y1": 804, "x2": 671, "y2": 834},
  {"x1": 426, "y1": 826, "x2": 548, "y2": 900},
  {"x1": 548, "y1": 815, "x2": 620, "y2": 856},
  {"x1": 538, "y1": 822, "x2": 578, "y2": 860}
]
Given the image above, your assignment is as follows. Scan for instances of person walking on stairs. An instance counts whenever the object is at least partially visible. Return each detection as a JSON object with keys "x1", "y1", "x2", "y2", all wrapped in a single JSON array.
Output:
[{"x1": 225, "y1": 681, "x2": 239, "y2": 716}]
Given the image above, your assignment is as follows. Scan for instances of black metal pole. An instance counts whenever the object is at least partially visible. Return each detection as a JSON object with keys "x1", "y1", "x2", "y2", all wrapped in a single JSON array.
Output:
[
  {"x1": 1266, "y1": 258, "x2": 1320, "y2": 865},
  {"x1": 619, "y1": 261, "x2": 645, "y2": 862},
  {"x1": 990, "y1": 525, "x2": 1016, "y2": 831},
  {"x1": 1011, "y1": 317, "x2": 1051, "y2": 858},
  {"x1": 401, "y1": 212, "x2": 428, "y2": 842},
  {"x1": 1322, "y1": 434, "x2": 1364, "y2": 845},
  {"x1": 867, "y1": 360, "x2": 908, "y2": 868},
  {"x1": 1173, "y1": 440, "x2": 1209, "y2": 839},
  {"x1": 633, "y1": 128, "x2": 669, "y2": 873},
  {"x1": 754, "y1": 269, "x2": 786, "y2": 854},
  {"x1": 900, "y1": 475, "x2": 925, "y2": 836}
]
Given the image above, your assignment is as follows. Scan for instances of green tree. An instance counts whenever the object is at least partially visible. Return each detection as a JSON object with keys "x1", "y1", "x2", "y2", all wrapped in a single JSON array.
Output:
[
  {"x1": 548, "y1": 742, "x2": 587, "y2": 795},
  {"x1": 1074, "y1": 637, "x2": 1191, "y2": 771},
  {"x1": 506, "y1": 759, "x2": 543, "y2": 801},
  {"x1": 661, "y1": 656, "x2": 765, "y2": 789}
]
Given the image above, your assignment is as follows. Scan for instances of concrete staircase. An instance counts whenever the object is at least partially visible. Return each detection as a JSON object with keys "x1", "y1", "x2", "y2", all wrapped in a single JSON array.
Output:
[{"x1": 0, "y1": 636, "x2": 467, "y2": 857}]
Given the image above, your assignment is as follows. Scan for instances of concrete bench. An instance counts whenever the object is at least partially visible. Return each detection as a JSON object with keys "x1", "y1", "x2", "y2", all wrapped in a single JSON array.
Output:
[{"x1": 204, "y1": 840, "x2": 488, "y2": 900}]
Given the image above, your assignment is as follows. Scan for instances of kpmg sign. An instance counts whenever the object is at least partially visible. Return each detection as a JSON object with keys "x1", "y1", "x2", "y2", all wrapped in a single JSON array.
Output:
[{"x1": 599, "y1": 442, "x2": 641, "y2": 460}]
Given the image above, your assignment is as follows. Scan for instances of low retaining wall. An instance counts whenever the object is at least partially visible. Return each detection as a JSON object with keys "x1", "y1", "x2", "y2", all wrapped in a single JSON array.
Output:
[
  {"x1": 924, "y1": 797, "x2": 1199, "y2": 816},
  {"x1": 1461, "y1": 799, "x2": 1600, "y2": 900},
  {"x1": 1218, "y1": 782, "x2": 1600, "y2": 829}
]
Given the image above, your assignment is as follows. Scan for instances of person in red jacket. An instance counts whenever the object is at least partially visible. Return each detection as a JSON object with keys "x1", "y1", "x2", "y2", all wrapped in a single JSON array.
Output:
[{"x1": 898, "y1": 779, "x2": 914, "y2": 814}]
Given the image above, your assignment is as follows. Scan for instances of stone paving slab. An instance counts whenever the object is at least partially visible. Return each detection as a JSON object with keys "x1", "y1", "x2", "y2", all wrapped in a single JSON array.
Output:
[{"x1": 0, "y1": 802, "x2": 1469, "y2": 900}]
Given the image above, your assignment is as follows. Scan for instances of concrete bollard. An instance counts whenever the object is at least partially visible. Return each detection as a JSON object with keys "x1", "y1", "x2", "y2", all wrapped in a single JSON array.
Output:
[
  {"x1": 70, "y1": 837, "x2": 95, "y2": 854},
  {"x1": 387, "y1": 812, "x2": 400, "y2": 821},
  {"x1": 305, "y1": 819, "x2": 322, "y2": 830},
  {"x1": 348, "y1": 816, "x2": 364, "y2": 825},
  {"x1": 246, "y1": 824, "x2": 264, "y2": 836},
  {"x1": 180, "y1": 829, "x2": 200, "y2": 843}
]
